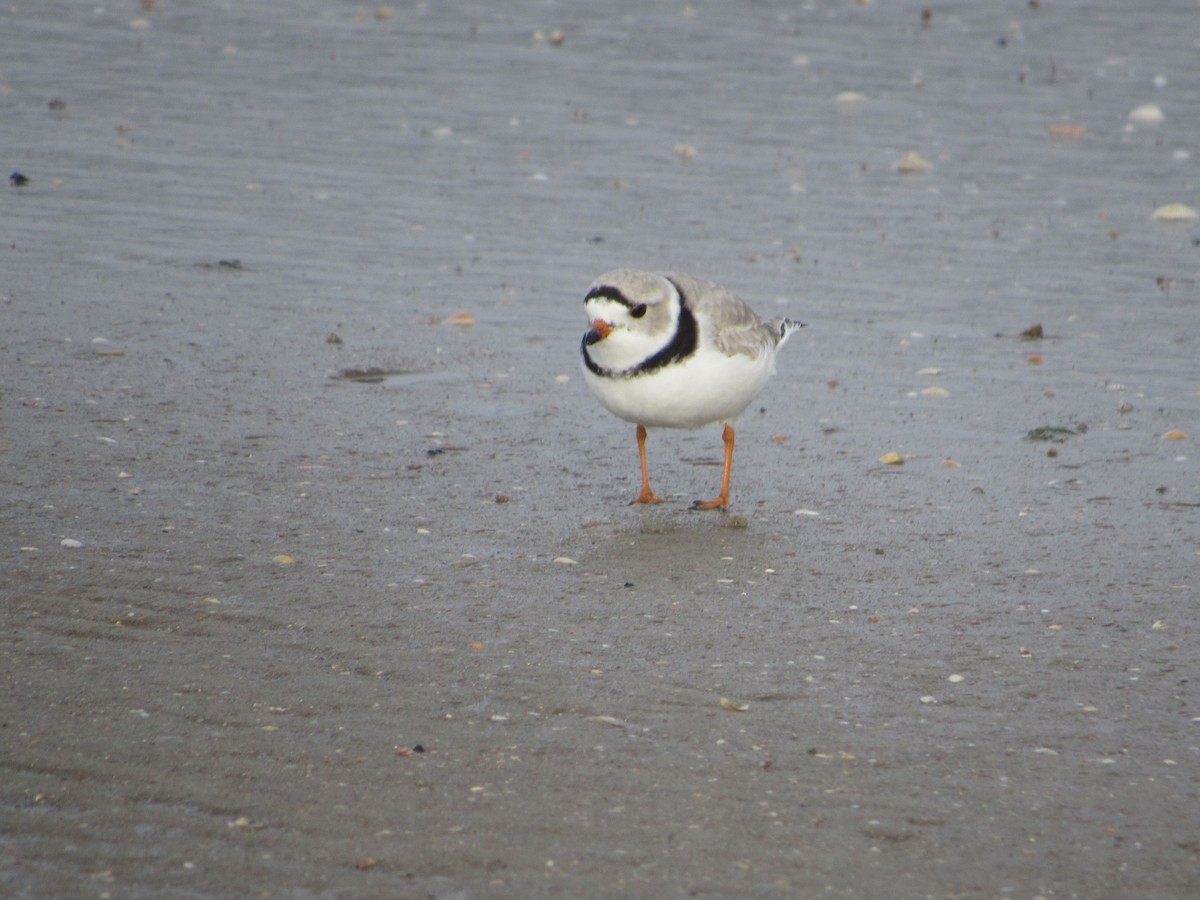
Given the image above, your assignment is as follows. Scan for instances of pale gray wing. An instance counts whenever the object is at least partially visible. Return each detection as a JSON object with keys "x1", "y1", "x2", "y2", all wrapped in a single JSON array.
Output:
[{"x1": 666, "y1": 273, "x2": 779, "y2": 360}]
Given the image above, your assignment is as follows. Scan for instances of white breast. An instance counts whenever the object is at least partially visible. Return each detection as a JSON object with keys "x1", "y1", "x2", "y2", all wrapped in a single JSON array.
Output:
[{"x1": 582, "y1": 343, "x2": 776, "y2": 429}]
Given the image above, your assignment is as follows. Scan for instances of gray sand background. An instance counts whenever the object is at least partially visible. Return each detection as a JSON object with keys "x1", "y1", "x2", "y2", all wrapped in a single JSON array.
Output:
[{"x1": 3, "y1": 1, "x2": 1199, "y2": 897}]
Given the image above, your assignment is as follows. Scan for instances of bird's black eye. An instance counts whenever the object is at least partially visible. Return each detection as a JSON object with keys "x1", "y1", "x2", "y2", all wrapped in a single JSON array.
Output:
[{"x1": 630, "y1": 304, "x2": 647, "y2": 319}]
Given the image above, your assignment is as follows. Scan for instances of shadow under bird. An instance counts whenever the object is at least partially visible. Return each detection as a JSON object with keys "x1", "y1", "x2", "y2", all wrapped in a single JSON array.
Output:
[{"x1": 580, "y1": 269, "x2": 804, "y2": 510}]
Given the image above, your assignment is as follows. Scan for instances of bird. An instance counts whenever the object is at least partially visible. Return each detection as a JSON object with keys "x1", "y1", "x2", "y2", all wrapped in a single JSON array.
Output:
[{"x1": 580, "y1": 269, "x2": 803, "y2": 510}]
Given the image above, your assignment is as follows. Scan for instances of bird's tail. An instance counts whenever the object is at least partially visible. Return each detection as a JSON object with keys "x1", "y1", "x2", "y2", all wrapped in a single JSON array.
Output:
[{"x1": 774, "y1": 318, "x2": 806, "y2": 349}]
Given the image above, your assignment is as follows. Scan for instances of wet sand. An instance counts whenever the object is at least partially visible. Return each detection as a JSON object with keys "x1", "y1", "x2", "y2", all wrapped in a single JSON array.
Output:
[{"x1": 3, "y1": 1, "x2": 1198, "y2": 897}]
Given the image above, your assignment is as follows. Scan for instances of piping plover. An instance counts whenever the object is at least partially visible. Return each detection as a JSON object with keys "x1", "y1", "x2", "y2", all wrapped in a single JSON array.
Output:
[{"x1": 580, "y1": 269, "x2": 803, "y2": 509}]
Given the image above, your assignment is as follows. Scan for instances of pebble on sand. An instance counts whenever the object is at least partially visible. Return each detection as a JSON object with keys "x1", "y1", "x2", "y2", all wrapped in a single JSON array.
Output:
[{"x1": 1048, "y1": 123, "x2": 1086, "y2": 139}]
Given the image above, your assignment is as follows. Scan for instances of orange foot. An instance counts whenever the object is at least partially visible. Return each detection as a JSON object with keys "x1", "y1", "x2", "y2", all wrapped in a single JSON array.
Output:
[
  {"x1": 632, "y1": 489, "x2": 669, "y2": 505},
  {"x1": 632, "y1": 424, "x2": 668, "y2": 506},
  {"x1": 691, "y1": 423, "x2": 735, "y2": 511}
]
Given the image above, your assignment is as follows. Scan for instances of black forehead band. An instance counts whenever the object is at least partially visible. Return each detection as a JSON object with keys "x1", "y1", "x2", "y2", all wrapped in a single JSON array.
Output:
[{"x1": 584, "y1": 285, "x2": 639, "y2": 309}]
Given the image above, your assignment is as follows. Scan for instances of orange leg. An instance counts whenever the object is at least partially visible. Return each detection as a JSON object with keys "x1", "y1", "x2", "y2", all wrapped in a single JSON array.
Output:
[
  {"x1": 633, "y1": 424, "x2": 668, "y2": 504},
  {"x1": 692, "y1": 423, "x2": 735, "y2": 510}
]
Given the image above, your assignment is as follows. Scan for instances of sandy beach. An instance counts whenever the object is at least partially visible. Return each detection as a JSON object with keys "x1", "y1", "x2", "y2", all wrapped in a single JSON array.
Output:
[{"x1": 3, "y1": 1, "x2": 1198, "y2": 897}]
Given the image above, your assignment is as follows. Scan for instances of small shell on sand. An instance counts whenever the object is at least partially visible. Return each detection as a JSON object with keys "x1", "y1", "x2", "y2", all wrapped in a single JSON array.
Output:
[
  {"x1": 896, "y1": 150, "x2": 930, "y2": 174},
  {"x1": 1128, "y1": 104, "x2": 1164, "y2": 124},
  {"x1": 1151, "y1": 203, "x2": 1196, "y2": 221}
]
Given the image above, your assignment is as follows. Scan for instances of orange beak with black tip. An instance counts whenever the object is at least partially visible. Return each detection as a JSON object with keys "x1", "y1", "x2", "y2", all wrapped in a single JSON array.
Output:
[{"x1": 583, "y1": 320, "x2": 613, "y2": 346}]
